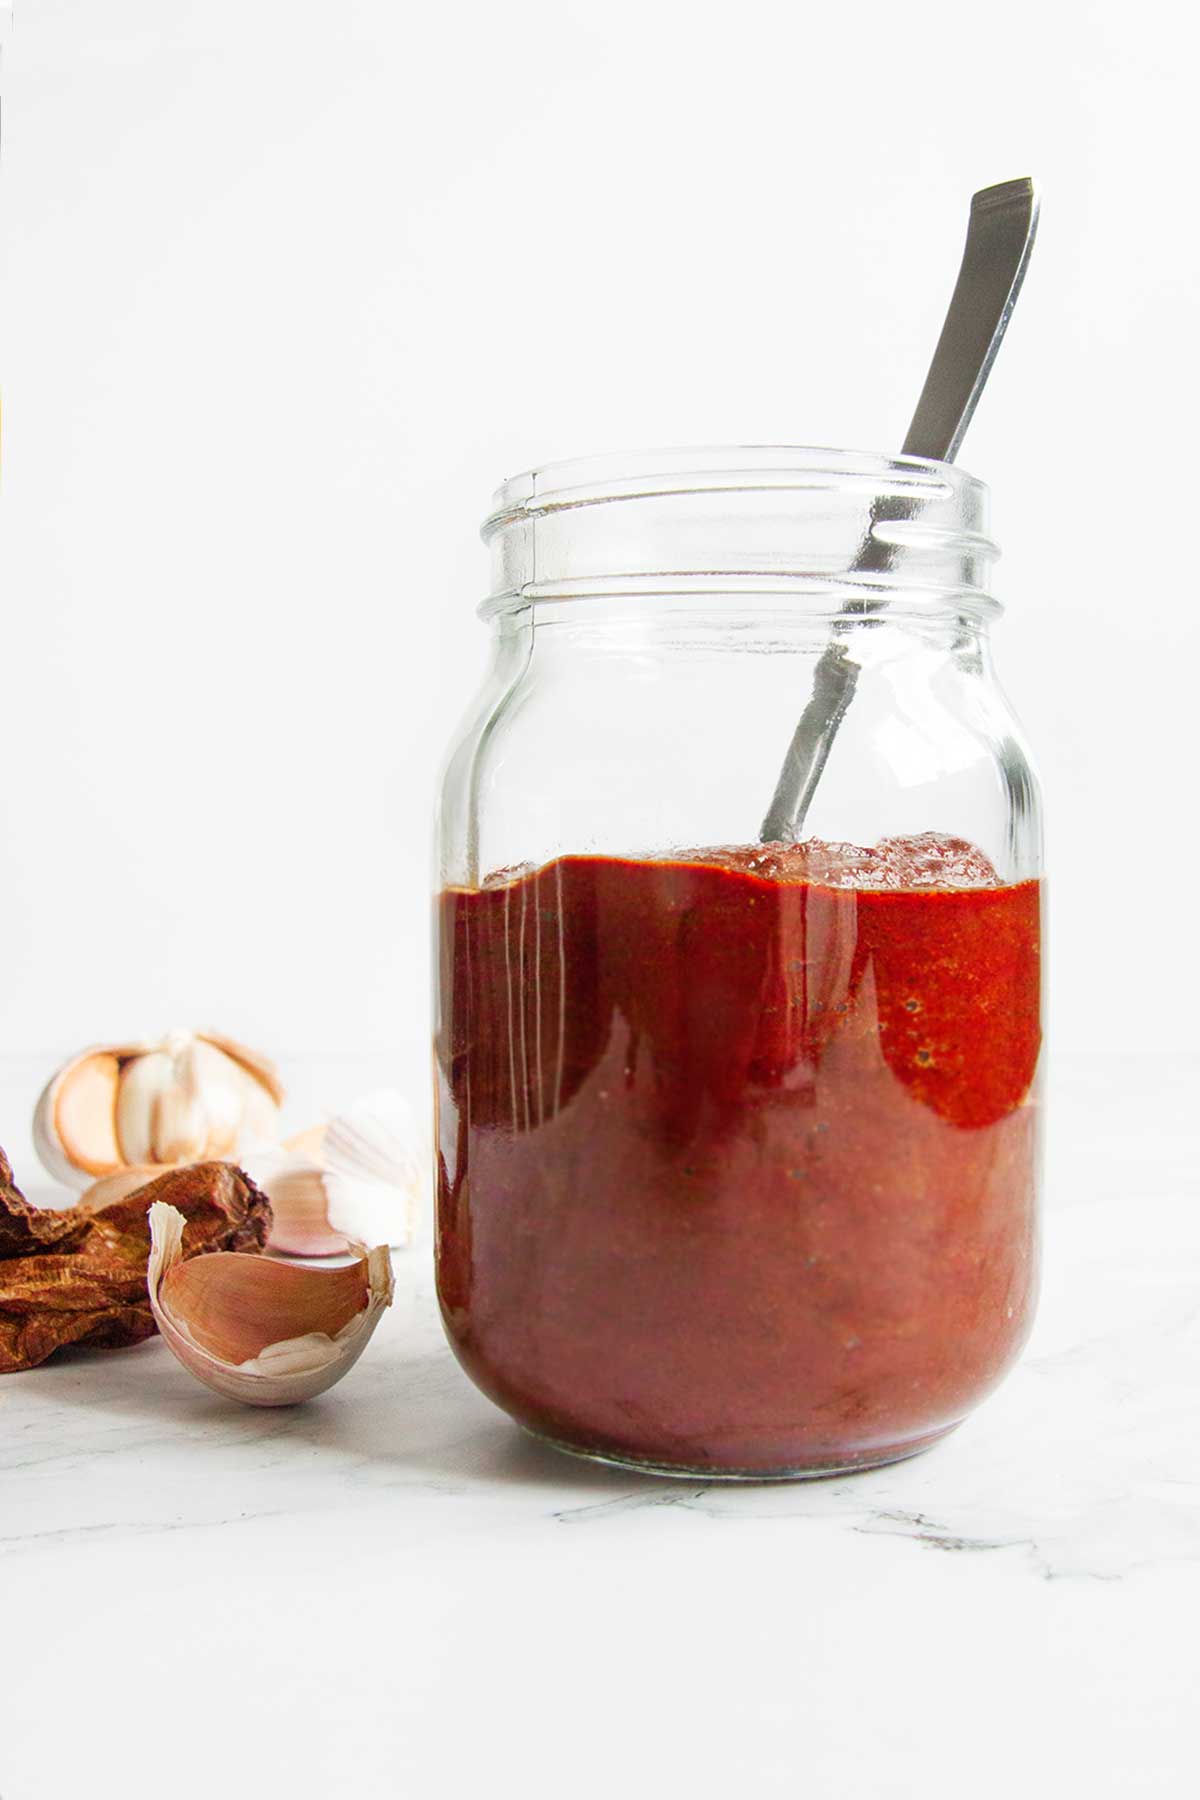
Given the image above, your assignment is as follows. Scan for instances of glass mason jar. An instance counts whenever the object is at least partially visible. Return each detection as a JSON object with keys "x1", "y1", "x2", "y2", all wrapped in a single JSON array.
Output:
[{"x1": 435, "y1": 448, "x2": 1042, "y2": 1479}]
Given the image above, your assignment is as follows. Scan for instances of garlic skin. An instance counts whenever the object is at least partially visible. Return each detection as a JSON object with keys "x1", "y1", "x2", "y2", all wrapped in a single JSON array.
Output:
[
  {"x1": 248, "y1": 1089, "x2": 425, "y2": 1256},
  {"x1": 146, "y1": 1201, "x2": 393, "y2": 1406},
  {"x1": 34, "y1": 1031, "x2": 284, "y2": 1190},
  {"x1": 240, "y1": 1149, "x2": 349, "y2": 1257},
  {"x1": 320, "y1": 1091, "x2": 427, "y2": 1224}
]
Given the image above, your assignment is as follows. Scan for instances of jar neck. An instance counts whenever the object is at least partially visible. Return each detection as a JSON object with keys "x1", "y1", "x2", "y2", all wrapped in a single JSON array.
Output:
[
  {"x1": 490, "y1": 595, "x2": 994, "y2": 668},
  {"x1": 481, "y1": 446, "x2": 998, "y2": 625}
]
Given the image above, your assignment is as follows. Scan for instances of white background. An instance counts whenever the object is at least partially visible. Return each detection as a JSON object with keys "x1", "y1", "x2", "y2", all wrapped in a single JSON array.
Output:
[{"x1": 1, "y1": 0, "x2": 1193, "y2": 1095}]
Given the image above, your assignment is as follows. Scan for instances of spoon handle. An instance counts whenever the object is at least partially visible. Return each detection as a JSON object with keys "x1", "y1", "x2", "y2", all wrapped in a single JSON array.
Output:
[
  {"x1": 903, "y1": 178, "x2": 1040, "y2": 462},
  {"x1": 759, "y1": 179, "x2": 1040, "y2": 846}
]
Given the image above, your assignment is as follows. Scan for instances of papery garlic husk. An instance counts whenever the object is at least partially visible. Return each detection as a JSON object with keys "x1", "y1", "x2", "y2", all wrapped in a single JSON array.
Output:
[
  {"x1": 247, "y1": 1090, "x2": 425, "y2": 1255},
  {"x1": 146, "y1": 1201, "x2": 393, "y2": 1406},
  {"x1": 34, "y1": 1030, "x2": 284, "y2": 1190}
]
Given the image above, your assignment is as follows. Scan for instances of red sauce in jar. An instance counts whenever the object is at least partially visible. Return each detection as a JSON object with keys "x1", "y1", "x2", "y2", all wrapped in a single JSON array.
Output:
[{"x1": 435, "y1": 836, "x2": 1042, "y2": 1476}]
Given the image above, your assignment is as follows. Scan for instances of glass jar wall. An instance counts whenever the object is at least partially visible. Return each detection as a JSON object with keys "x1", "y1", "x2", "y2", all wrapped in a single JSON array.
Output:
[{"x1": 435, "y1": 448, "x2": 1042, "y2": 1479}]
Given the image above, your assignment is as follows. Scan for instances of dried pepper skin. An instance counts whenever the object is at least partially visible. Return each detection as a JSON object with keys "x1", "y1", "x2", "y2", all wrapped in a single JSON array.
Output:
[
  {"x1": 0, "y1": 1149, "x2": 92, "y2": 1257},
  {"x1": 0, "y1": 1155, "x2": 272, "y2": 1374}
]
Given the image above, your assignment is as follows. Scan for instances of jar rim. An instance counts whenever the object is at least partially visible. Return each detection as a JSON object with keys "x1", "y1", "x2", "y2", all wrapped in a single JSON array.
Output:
[
  {"x1": 482, "y1": 443, "x2": 987, "y2": 539},
  {"x1": 482, "y1": 443, "x2": 998, "y2": 622}
]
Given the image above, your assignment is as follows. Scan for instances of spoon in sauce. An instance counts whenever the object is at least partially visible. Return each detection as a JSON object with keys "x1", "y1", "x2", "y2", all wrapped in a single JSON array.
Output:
[{"x1": 759, "y1": 177, "x2": 1041, "y2": 845}]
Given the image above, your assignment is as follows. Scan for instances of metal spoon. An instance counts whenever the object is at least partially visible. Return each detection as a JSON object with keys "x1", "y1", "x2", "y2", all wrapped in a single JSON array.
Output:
[{"x1": 759, "y1": 177, "x2": 1040, "y2": 844}]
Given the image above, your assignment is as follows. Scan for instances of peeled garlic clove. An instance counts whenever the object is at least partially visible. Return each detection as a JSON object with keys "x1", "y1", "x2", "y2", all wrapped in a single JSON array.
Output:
[
  {"x1": 147, "y1": 1201, "x2": 393, "y2": 1406},
  {"x1": 34, "y1": 1030, "x2": 285, "y2": 1189}
]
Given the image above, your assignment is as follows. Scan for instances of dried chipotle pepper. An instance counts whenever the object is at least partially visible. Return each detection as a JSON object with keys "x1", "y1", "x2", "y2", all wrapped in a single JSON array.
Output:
[{"x1": 0, "y1": 1148, "x2": 272, "y2": 1374}]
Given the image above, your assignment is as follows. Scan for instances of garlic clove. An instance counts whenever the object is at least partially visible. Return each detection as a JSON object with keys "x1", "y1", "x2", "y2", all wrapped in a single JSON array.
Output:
[
  {"x1": 240, "y1": 1148, "x2": 351, "y2": 1257},
  {"x1": 323, "y1": 1091, "x2": 426, "y2": 1196},
  {"x1": 321, "y1": 1091, "x2": 424, "y2": 1249},
  {"x1": 49, "y1": 1051, "x2": 123, "y2": 1176},
  {"x1": 321, "y1": 1092, "x2": 425, "y2": 1242},
  {"x1": 34, "y1": 1030, "x2": 285, "y2": 1189},
  {"x1": 33, "y1": 1045, "x2": 147, "y2": 1185},
  {"x1": 198, "y1": 1032, "x2": 286, "y2": 1109},
  {"x1": 321, "y1": 1167, "x2": 418, "y2": 1254},
  {"x1": 116, "y1": 1031, "x2": 280, "y2": 1165},
  {"x1": 180, "y1": 1035, "x2": 281, "y2": 1156},
  {"x1": 261, "y1": 1091, "x2": 424, "y2": 1253},
  {"x1": 147, "y1": 1201, "x2": 393, "y2": 1406},
  {"x1": 283, "y1": 1122, "x2": 328, "y2": 1162},
  {"x1": 116, "y1": 1044, "x2": 202, "y2": 1165}
]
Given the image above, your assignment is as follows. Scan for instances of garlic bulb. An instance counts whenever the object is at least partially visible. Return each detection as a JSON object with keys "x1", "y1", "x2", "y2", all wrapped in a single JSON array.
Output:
[
  {"x1": 247, "y1": 1090, "x2": 424, "y2": 1256},
  {"x1": 34, "y1": 1030, "x2": 284, "y2": 1190},
  {"x1": 146, "y1": 1201, "x2": 393, "y2": 1405}
]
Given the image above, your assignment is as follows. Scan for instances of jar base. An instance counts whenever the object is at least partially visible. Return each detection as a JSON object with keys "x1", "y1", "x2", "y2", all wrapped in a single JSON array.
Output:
[{"x1": 521, "y1": 1421, "x2": 961, "y2": 1483}]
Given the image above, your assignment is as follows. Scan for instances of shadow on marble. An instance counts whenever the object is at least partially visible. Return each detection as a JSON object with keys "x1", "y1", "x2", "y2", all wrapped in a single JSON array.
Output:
[{"x1": 16, "y1": 1330, "x2": 658, "y2": 1504}]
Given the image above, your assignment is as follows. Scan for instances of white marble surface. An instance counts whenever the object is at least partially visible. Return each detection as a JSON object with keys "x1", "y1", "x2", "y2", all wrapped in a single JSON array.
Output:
[{"x1": 2, "y1": 1051, "x2": 1197, "y2": 1798}]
